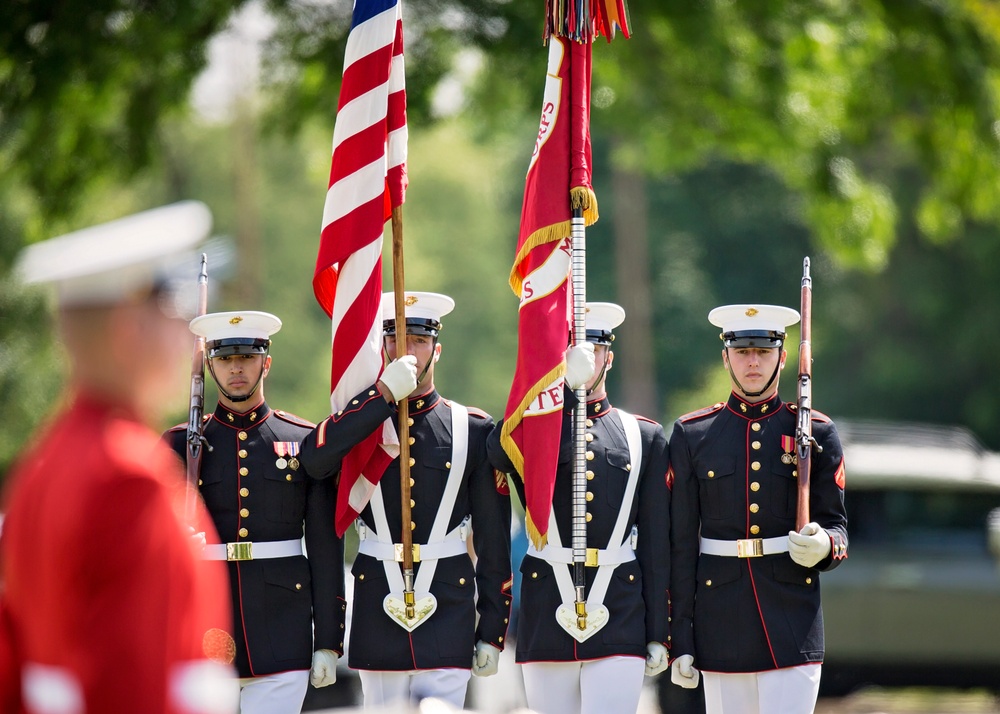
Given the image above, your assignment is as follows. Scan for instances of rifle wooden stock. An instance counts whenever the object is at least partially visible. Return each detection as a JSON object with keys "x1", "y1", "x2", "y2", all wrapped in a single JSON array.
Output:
[
  {"x1": 795, "y1": 257, "x2": 813, "y2": 532},
  {"x1": 185, "y1": 254, "x2": 210, "y2": 510}
]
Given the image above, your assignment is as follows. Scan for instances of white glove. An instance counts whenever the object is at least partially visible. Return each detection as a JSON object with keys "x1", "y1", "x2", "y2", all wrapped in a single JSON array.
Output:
[
  {"x1": 309, "y1": 649, "x2": 339, "y2": 688},
  {"x1": 644, "y1": 642, "x2": 669, "y2": 676},
  {"x1": 379, "y1": 355, "x2": 418, "y2": 402},
  {"x1": 187, "y1": 527, "x2": 206, "y2": 551},
  {"x1": 564, "y1": 342, "x2": 596, "y2": 390},
  {"x1": 670, "y1": 654, "x2": 700, "y2": 689},
  {"x1": 471, "y1": 641, "x2": 501, "y2": 677},
  {"x1": 788, "y1": 521, "x2": 832, "y2": 568}
]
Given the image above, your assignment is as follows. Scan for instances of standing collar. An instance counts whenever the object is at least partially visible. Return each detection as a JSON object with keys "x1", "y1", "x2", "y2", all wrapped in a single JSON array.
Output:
[
  {"x1": 586, "y1": 395, "x2": 612, "y2": 418},
  {"x1": 727, "y1": 391, "x2": 782, "y2": 420},
  {"x1": 214, "y1": 400, "x2": 271, "y2": 429},
  {"x1": 407, "y1": 389, "x2": 441, "y2": 417}
]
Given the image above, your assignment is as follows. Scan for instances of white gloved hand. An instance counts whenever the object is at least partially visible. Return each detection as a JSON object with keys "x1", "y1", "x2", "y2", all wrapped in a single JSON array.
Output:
[
  {"x1": 187, "y1": 527, "x2": 206, "y2": 551},
  {"x1": 379, "y1": 355, "x2": 419, "y2": 402},
  {"x1": 670, "y1": 654, "x2": 700, "y2": 689},
  {"x1": 564, "y1": 342, "x2": 596, "y2": 390},
  {"x1": 309, "y1": 649, "x2": 339, "y2": 688},
  {"x1": 644, "y1": 642, "x2": 669, "y2": 676},
  {"x1": 788, "y1": 521, "x2": 832, "y2": 568},
  {"x1": 471, "y1": 641, "x2": 501, "y2": 677}
]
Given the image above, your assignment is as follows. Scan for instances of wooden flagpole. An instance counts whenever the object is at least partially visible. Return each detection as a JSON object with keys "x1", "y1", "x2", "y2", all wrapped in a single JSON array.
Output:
[{"x1": 391, "y1": 205, "x2": 416, "y2": 619}]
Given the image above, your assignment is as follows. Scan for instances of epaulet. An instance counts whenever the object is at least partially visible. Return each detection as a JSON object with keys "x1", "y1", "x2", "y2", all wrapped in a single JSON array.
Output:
[
  {"x1": 165, "y1": 413, "x2": 211, "y2": 433},
  {"x1": 786, "y1": 402, "x2": 832, "y2": 423},
  {"x1": 444, "y1": 399, "x2": 492, "y2": 420},
  {"x1": 635, "y1": 414, "x2": 660, "y2": 426},
  {"x1": 273, "y1": 410, "x2": 315, "y2": 428},
  {"x1": 679, "y1": 402, "x2": 725, "y2": 423},
  {"x1": 467, "y1": 406, "x2": 492, "y2": 420},
  {"x1": 811, "y1": 408, "x2": 832, "y2": 423}
]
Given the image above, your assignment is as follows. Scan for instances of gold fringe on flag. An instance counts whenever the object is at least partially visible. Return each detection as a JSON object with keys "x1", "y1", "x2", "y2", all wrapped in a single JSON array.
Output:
[{"x1": 508, "y1": 193, "x2": 599, "y2": 298}]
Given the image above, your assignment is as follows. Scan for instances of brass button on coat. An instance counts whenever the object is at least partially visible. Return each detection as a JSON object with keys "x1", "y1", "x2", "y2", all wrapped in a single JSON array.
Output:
[
  {"x1": 752, "y1": 423, "x2": 762, "y2": 432},
  {"x1": 238, "y1": 449, "x2": 247, "y2": 458},
  {"x1": 750, "y1": 482, "x2": 760, "y2": 492},
  {"x1": 751, "y1": 461, "x2": 761, "y2": 471},
  {"x1": 238, "y1": 431, "x2": 248, "y2": 440},
  {"x1": 240, "y1": 487, "x2": 249, "y2": 497},
  {"x1": 238, "y1": 528, "x2": 248, "y2": 537},
  {"x1": 239, "y1": 508, "x2": 249, "y2": 518},
  {"x1": 239, "y1": 467, "x2": 248, "y2": 476}
]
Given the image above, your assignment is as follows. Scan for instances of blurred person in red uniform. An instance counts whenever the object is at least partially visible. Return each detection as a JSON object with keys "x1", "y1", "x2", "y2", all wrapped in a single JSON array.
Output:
[{"x1": 0, "y1": 202, "x2": 239, "y2": 714}]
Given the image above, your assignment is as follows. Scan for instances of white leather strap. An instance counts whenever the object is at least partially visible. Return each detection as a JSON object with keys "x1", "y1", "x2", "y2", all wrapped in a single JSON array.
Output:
[
  {"x1": 367, "y1": 402, "x2": 470, "y2": 596},
  {"x1": 357, "y1": 521, "x2": 469, "y2": 562},
  {"x1": 202, "y1": 538, "x2": 303, "y2": 561},
  {"x1": 543, "y1": 409, "x2": 643, "y2": 609},
  {"x1": 526, "y1": 540, "x2": 635, "y2": 566},
  {"x1": 700, "y1": 536, "x2": 789, "y2": 557}
]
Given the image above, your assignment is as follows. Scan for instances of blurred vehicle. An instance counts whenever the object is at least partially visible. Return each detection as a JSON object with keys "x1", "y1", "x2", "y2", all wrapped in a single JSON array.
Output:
[{"x1": 820, "y1": 420, "x2": 1000, "y2": 695}]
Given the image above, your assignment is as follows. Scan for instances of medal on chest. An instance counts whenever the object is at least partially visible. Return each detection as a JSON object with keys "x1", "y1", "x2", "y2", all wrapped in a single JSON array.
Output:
[
  {"x1": 274, "y1": 441, "x2": 300, "y2": 470},
  {"x1": 781, "y1": 434, "x2": 797, "y2": 465}
]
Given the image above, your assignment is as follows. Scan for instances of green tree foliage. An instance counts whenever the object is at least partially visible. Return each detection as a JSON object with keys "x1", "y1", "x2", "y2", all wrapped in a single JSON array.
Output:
[{"x1": 5, "y1": 0, "x2": 1000, "y2": 481}]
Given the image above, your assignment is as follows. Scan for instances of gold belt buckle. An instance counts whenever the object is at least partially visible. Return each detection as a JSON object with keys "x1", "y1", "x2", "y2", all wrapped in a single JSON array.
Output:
[
  {"x1": 394, "y1": 543, "x2": 421, "y2": 562},
  {"x1": 736, "y1": 538, "x2": 764, "y2": 558},
  {"x1": 585, "y1": 548, "x2": 599, "y2": 567},
  {"x1": 227, "y1": 542, "x2": 253, "y2": 561}
]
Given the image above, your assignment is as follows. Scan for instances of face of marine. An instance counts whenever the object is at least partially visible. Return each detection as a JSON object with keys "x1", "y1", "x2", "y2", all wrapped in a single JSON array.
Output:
[{"x1": 722, "y1": 346, "x2": 786, "y2": 402}]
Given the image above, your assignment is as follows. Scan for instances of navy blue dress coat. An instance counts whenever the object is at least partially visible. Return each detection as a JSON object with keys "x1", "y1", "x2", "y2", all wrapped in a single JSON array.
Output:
[{"x1": 669, "y1": 391, "x2": 848, "y2": 673}]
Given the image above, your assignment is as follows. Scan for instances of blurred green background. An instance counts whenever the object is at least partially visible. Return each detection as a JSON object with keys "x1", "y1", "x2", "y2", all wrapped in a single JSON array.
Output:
[{"x1": 3, "y1": 0, "x2": 1000, "y2": 480}]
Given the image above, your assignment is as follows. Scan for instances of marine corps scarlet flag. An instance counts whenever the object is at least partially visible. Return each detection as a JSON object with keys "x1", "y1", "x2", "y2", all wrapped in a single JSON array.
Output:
[
  {"x1": 500, "y1": 35, "x2": 597, "y2": 548},
  {"x1": 314, "y1": 0, "x2": 408, "y2": 536}
]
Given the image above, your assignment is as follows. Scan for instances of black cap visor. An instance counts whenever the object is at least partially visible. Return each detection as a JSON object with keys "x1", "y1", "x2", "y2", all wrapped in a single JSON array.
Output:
[
  {"x1": 723, "y1": 330, "x2": 784, "y2": 349},
  {"x1": 383, "y1": 318, "x2": 442, "y2": 337},
  {"x1": 207, "y1": 338, "x2": 270, "y2": 358},
  {"x1": 585, "y1": 329, "x2": 614, "y2": 346}
]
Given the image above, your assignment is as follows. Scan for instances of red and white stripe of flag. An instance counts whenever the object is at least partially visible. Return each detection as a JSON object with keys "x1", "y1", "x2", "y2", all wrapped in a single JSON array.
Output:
[{"x1": 313, "y1": 0, "x2": 408, "y2": 536}]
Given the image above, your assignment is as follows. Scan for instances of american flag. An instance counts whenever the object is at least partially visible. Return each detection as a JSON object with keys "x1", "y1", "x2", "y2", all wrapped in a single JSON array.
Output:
[{"x1": 313, "y1": 0, "x2": 408, "y2": 536}]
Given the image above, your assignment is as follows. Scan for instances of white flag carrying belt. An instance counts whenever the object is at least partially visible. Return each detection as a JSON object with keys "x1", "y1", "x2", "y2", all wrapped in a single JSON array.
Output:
[
  {"x1": 366, "y1": 402, "x2": 469, "y2": 631},
  {"x1": 527, "y1": 409, "x2": 642, "y2": 642}
]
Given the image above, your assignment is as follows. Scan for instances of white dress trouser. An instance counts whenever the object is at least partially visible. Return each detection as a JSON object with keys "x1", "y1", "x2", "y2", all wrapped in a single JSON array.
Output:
[
  {"x1": 702, "y1": 664, "x2": 822, "y2": 714},
  {"x1": 238, "y1": 669, "x2": 309, "y2": 714},
  {"x1": 521, "y1": 657, "x2": 646, "y2": 714},
  {"x1": 359, "y1": 668, "x2": 472, "y2": 710}
]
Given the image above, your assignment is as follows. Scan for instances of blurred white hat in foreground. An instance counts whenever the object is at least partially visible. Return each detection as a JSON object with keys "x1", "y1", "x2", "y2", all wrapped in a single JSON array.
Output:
[{"x1": 15, "y1": 201, "x2": 212, "y2": 308}]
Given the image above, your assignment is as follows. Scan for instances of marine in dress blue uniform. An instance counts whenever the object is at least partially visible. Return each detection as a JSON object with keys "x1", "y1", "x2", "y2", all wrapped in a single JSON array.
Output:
[
  {"x1": 488, "y1": 303, "x2": 672, "y2": 714},
  {"x1": 165, "y1": 311, "x2": 344, "y2": 714},
  {"x1": 297, "y1": 292, "x2": 513, "y2": 710},
  {"x1": 668, "y1": 304, "x2": 848, "y2": 714}
]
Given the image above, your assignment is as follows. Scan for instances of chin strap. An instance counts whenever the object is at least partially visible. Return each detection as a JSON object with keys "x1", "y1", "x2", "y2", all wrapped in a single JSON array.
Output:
[
  {"x1": 208, "y1": 351, "x2": 268, "y2": 404},
  {"x1": 725, "y1": 348, "x2": 781, "y2": 399}
]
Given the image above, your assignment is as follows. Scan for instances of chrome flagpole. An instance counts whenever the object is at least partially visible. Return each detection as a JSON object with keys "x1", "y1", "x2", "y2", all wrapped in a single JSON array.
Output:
[{"x1": 570, "y1": 206, "x2": 589, "y2": 629}]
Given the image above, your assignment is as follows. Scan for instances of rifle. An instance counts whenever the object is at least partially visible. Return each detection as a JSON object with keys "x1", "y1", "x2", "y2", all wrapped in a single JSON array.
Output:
[
  {"x1": 795, "y1": 257, "x2": 822, "y2": 531},
  {"x1": 185, "y1": 254, "x2": 211, "y2": 518}
]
